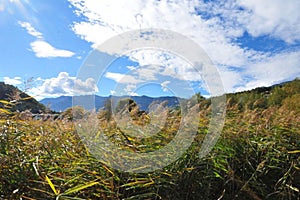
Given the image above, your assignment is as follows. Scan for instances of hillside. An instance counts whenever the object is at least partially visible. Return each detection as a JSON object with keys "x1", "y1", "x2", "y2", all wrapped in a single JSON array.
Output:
[
  {"x1": 225, "y1": 78, "x2": 300, "y2": 111},
  {"x1": 0, "y1": 82, "x2": 47, "y2": 113}
]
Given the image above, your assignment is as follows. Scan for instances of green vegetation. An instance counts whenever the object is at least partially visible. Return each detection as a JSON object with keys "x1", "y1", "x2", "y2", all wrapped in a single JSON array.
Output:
[{"x1": 0, "y1": 79, "x2": 299, "y2": 199}]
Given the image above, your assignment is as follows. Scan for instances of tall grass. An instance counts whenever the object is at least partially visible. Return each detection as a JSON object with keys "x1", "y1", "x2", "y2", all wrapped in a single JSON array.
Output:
[{"x1": 0, "y1": 101, "x2": 299, "y2": 199}]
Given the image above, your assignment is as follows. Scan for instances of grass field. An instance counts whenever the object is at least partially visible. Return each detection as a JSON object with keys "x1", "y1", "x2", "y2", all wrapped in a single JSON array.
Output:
[{"x1": 0, "y1": 80, "x2": 300, "y2": 199}]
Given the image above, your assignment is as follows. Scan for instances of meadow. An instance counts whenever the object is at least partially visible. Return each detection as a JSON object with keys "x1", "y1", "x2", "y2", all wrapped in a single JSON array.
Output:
[{"x1": 0, "y1": 79, "x2": 299, "y2": 200}]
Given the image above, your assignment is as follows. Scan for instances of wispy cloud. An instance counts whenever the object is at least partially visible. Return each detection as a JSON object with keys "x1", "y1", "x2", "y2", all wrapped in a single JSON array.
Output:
[
  {"x1": 104, "y1": 72, "x2": 142, "y2": 84},
  {"x1": 161, "y1": 81, "x2": 170, "y2": 92},
  {"x1": 236, "y1": 50, "x2": 300, "y2": 91},
  {"x1": 104, "y1": 72, "x2": 141, "y2": 95},
  {"x1": 30, "y1": 41, "x2": 75, "y2": 58},
  {"x1": 237, "y1": 0, "x2": 300, "y2": 43},
  {"x1": 19, "y1": 21, "x2": 75, "y2": 58},
  {"x1": 195, "y1": 0, "x2": 300, "y2": 43},
  {"x1": 69, "y1": 0, "x2": 300, "y2": 94},
  {"x1": 18, "y1": 21, "x2": 43, "y2": 39}
]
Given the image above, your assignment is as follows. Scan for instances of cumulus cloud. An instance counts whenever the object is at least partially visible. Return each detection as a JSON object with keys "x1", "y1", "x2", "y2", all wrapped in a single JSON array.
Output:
[
  {"x1": 3, "y1": 77, "x2": 22, "y2": 85},
  {"x1": 68, "y1": 0, "x2": 248, "y2": 67},
  {"x1": 28, "y1": 72, "x2": 98, "y2": 100},
  {"x1": 19, "y1": 21, "x2": 75, "y2": 58},
  {"x1": 68, "y1": 0, "x2": 300, "y2": 94}
]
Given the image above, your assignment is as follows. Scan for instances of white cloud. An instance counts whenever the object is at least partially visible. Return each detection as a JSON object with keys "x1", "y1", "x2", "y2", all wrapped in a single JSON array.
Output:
[
  {"x1": 124, "y1": 84, "x2": 138, "y2": 96},
  {"x1": 30, "y1": 40, "x2": 75, "y2": 58},
  {"x1": 236, "y1": 50, "x2": 300, "y2": 91},
  {"x1": 161, "y1": 81, "x2": 170, "y2": 92},
  {"x1": 128, "y1": 50, "x2": 202, "y2": 82},
  {"x1": 69, "y1": 0, "x2": 300, "y2": 94},
  {"x1": 196, "y1": 0, "x2": 300, "y2": 44},
  {"x1": 68, "y1": 0, "x2": 249, "y2": 67},
  {"x1": 3, "y1": 77, "x2": 22, "y2": 85},
  {"x1": 110, "y1": 90, "x2": 116, "y2": 95},
  {"x1": 74, "y1": 77, "x2": 98, "y2": 94},
  {"x1": 104, "y1": 72, "x2": 125, "y2": 82},
  {"x1": 19, "y1": 21, "x2": 75, "y2": 58},
  {"x1": 104, "y1": 72, "x2": 142, "y2": 84},
  {"x1": 127, "y1": 66, "x2": 136, "y2": 71},
  {"x1": 237, "y1": 0, "x2": 300, "y2": 43},
  {"x1": 18, "y1": 21, "x2": 43, "y2": 39},
  {"x1": 217, "y1": 67, "x2": 243, "y2": 93},
  {"x1": 103, "y1": 50, "x2": 204, "y2": 95},
  {"x1": 28, "y1": 72, "x2": 98, "y2": 100},
  {"x1": 36, "y1": 77, "x2": 43, "y2": 81}
]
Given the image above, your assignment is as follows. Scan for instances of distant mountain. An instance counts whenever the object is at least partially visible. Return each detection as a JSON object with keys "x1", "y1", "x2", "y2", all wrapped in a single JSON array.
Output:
[
  {"x1": 112, "y1": 96, "x2": 182, "y2": 111},
  {"x1": 40, "y1": 95, "x2": 182, "y2": 112},
  {"x1": 0, "y1": 82, "x2": 47, "y2": 113},
  {"x1": 40, "y1": 96, "x2": 73, "y2": 112},
  {"x1": 40, "y1": 78, "x2": 300, "y2": 113}
]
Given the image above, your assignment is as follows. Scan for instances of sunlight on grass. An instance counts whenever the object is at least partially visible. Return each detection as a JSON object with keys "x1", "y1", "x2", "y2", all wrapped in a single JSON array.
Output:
[{"x1": 0, "y1": 80, "x2": 299, "y2": 199}]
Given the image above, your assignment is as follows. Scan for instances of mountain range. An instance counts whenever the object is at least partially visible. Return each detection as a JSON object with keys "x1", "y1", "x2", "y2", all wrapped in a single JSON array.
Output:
[
  {"x1": 1, "y1": 78, "x2": 299, "y2": 114},
  {"x1": 40, "y1": 95, "x2": 182, "y2": 112}
]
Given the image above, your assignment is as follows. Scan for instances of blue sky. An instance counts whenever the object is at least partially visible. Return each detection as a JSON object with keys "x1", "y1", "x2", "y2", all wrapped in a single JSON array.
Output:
[{"x1": 0, "y1": 0, "x2": 299, "y2": 100}]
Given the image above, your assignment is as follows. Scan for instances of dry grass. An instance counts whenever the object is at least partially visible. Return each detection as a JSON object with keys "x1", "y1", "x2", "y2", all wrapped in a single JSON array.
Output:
[
  {"x1": 1, "y1": 79, "x2": 300, "y2": 199},
  {"x1": 0, "y1": 102, "x2": 299, "y2": 199}
]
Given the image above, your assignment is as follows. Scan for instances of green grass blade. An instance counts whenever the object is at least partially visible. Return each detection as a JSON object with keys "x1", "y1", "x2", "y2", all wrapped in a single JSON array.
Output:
[
  {"x1": 61, "y1": 181, "x2": 99, "y2": 196},
  {"x1": 288, "y1": 150, "x2": 300, "y2": 154},
  {"x1": 0, "y1": 100, "x2": 13, "y2": 105},
  {"x1": 45, "y1": 175, "x2": 59, "y2": 195},
  {"x1": 0, "y1": 108, "x2": 11, "y2": 114}
]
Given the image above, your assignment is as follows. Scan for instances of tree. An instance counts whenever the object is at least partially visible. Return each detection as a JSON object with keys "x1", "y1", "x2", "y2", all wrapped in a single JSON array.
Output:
[
  {"x1": 62, "y1": 106, "x2": 85, "y2": 121},
  {"x1": 268, "y1": 86, "x2": 286, "y2": 106},
  {"x1": 98, "y1": 98, "x2": 113, "y2": 120},
  {"x1": 115, "y1": 98, "x2": 137, "y2": 114},
  {"x1": 194, "y1": 92, "x2": 205, "y2": 103}
]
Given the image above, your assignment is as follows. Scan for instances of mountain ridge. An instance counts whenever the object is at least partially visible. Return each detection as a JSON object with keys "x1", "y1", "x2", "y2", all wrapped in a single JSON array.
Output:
[
  {"x1": 40, "y1": 95, "x2": 182, "y2": 112},
  {"x1": 1, "y1": 78, "x2": 299, "y2": 114},
  {"x1": 40, "y1": 78, "x2": 300, "y2": 112}
]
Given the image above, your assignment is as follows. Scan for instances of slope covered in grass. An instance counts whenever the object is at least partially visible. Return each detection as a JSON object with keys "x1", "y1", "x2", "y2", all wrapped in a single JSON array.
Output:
[{"x1": 0, "y1": 82, "x2": 47, "y2": 114}]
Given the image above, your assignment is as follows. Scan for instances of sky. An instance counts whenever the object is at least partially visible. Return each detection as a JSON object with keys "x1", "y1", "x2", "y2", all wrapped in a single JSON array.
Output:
[{"x1": 0, "y1": 0, "x2": 299, "y2": 100}]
